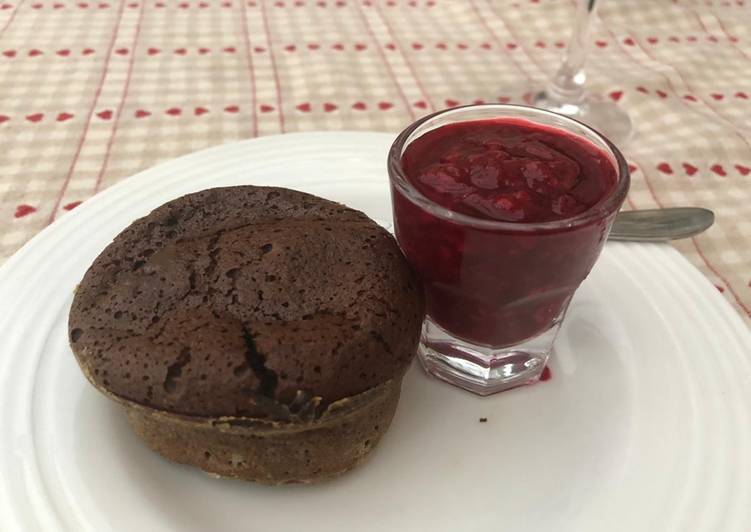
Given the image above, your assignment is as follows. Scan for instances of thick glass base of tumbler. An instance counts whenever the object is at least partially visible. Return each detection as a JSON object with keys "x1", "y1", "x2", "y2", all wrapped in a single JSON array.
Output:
[
  {"x1": 418, "y1": 317, "x2": 560, "y2": 396},
  {"x1": 532, "y1": 92, "x2": 633, "y2": 146}
]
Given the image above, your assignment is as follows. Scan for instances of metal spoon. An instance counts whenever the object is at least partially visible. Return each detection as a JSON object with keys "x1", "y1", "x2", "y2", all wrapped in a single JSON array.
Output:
[{"x1": 609, "y1": 207, "x2": 714, "y2": 242}]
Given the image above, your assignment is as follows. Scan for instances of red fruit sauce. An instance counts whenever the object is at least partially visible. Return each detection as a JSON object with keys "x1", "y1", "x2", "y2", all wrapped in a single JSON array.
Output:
[{"x1": 392, "y1": 118, "x2": 619, "y2": 347}]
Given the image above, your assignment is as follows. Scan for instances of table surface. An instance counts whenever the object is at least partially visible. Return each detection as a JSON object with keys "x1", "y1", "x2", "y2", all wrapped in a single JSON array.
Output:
[{"x1": 0, "y1": 0, "x2": 748, "y2": 326}]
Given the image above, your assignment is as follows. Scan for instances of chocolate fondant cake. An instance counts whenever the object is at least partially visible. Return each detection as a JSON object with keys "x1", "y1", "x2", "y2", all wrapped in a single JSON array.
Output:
[{"x1": 68, "y1": 185, "x2": 424, "y2": 484}]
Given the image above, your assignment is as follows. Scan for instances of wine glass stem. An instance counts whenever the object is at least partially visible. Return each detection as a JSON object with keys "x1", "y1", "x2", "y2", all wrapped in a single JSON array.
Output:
[{"x1": 545, "y1": 0, "x2": 599, "y2": 105}]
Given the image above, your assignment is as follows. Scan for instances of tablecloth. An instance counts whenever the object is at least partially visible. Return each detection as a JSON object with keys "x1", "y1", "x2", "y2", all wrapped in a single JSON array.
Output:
[{"x1": 0, "y1": 0, "x2": 749, "y2": 326}]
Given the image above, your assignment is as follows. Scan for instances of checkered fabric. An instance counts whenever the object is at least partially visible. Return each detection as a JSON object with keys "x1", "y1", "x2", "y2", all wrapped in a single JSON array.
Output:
[{"x1": 0, "y1": 0, "x2": 749, "y2": 326}]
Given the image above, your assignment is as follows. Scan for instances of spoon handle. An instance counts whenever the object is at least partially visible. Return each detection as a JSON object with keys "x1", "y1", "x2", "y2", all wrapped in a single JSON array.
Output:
[{"x1": 609, "y1": 207, "x2": 715, "y2": 242}]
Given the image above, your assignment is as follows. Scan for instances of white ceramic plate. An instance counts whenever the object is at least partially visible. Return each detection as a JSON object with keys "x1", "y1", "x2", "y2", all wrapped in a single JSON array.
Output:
[{"x1": 1, "y1": 132, "x2": 750, "y2": 532}]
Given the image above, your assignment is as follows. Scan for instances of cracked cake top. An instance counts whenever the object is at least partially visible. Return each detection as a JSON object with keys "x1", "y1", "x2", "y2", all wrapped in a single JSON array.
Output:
[{"x1": 68, "y1": 186, "x2": 424, "y2": 420}]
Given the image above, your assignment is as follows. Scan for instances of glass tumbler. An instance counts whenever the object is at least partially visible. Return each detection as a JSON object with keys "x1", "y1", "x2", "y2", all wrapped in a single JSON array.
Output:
[{"x1": 387, "y1": 104, "x2": 629, "y2": 395}]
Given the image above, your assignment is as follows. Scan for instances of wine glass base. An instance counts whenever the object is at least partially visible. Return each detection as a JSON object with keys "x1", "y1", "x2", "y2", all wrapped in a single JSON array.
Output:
[{"x1": 533, "y1": 92, "x2": 633, "y2": 146}]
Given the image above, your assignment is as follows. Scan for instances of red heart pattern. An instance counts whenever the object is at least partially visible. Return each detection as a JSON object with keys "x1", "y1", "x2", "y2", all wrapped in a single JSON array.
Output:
[
  {"x1": 657, "y1": 162, "x2": 673, "y2": 174},
  {"x1": 15, "y1": 204, "x2": 36, "y2": 218},
  {"x1": 711, "y1": 164, "x2": 726, "y2": 176}
]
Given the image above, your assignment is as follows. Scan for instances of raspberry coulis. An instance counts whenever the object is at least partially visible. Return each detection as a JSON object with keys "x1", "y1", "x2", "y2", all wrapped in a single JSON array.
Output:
[
  {"x1": 401, "y1": 118, "x2": 616, "y2": 223},
  {"x1": 392, "y1": 118, "x2": 621, "y2": 347}
]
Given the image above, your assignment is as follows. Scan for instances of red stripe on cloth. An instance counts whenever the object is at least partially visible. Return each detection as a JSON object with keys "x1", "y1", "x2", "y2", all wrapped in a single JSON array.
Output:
[
  {"x1": 47, "y1": 0, "x2": 128, "y2": 224},
  {"x1": 700, "y1": 11, "x2": 751, "y2": 63},
  {"x1": 353, "y1": 3, "x2": 416, "y2": 120},
  {"x1": 371, "y1": 1, "x2": 435, "y2": 111},
  {"x1": 482, "y1": 0, "x2": 545, "y2": 79},
  {"x1": 691, "y1": 239, "x2": 751, "y2": 317},
  {"x1": 259, "y1": 0, "x2": 285, "y2": 132},
  {"x1": 93, "y1": 2, "x2": 146, "y2": 193},
  {"x1": 0, "y1": 0, "x2": 23, "y2": 37},
  {"x1": 634, "y1": 159, "x2": 751, "y2": 319},
  {"x1": 239, "y1": 0, "x2": 259, "y2": 137},
  {"x1": 627, "y1": 32, "x2": 751, "y2": 147},
  {"x1": 467, "y1": 0, "x2": 534, "y2": 85},
  {"x1": 598, "y1": 15, "x2": 751, "y2": 152}
]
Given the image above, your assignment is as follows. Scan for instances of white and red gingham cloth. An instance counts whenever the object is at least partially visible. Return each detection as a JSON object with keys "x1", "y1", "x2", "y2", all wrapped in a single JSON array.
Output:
[{"x1": 0, "y1": 0, "x2": 749, "y2": 326}]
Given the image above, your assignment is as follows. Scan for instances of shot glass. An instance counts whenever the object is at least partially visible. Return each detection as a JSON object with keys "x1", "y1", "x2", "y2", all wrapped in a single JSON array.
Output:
[{"x1": 387, "y1": 104, "x2": 629, "y2": 395}]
